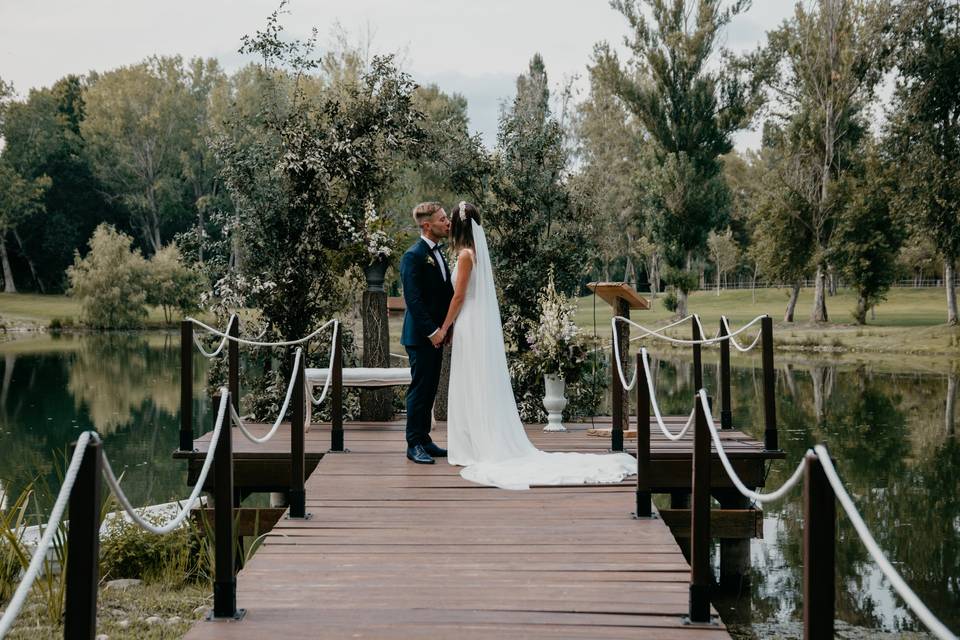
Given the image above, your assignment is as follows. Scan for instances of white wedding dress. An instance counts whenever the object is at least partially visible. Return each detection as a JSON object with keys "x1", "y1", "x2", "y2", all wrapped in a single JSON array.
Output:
[{"x1": 446, "y1": 220, "x2": 636, "y2": 490}]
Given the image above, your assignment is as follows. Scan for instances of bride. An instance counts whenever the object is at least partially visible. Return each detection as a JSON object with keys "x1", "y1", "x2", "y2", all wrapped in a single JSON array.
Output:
[{"x1": 438, "y1": 201, "x2": 636, "y2": 490}]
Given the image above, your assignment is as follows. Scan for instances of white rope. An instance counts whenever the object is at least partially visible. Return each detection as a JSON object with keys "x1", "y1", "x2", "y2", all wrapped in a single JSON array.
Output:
[
  {"x1": 693, "y1": 314, "x2": 723, "y2": 345},
  {"x1": 0, "y1": 431, "x2": 94, "y2": 638},
  {"x1": 310, "y1": 323, "x2": 339, "y2": 406},
  {"x1": 232, "y1": 349, "x2": 302, "y2": 443},
  {"x1": 187, "y1": 316, "x2": 338, "y2": 348},
  {"x1": 722, "y1": 315, "x2": 763, "y2": 352},
  {"x1": 814, "y1": 445, "x2": 958, "y2": 640},
  {"x1": 192, "y1": 314, "x2": 237, "y2": 358},
  {"x1": 98, "y1": 391, "x2": 229, "y2": 535},
  {"x1": 389, "y1": 352, "x2": 409, "y2": 361},
  {"x1": 611, "y1": 324, "x2": 639, "y2": 391},
  {"x1": 639, "y1": 348, "x2": 695, "y2": 441},
  {"x1": 613, "y1": 314, "x2": 766, "y2": 347},
  {"x1": 697, "y1": 389, "x2": 806, "y2": 503},
  {"x1": 627, "y1": 314, "x2": 696, "y2": 343}
]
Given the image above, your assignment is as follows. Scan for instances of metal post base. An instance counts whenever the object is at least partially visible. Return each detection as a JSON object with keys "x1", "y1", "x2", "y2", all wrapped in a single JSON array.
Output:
[
  {"x1": 327, "y1": 448, "x2": 351, "y2": 453},
  {"x1": 681, "y1": 615, "x2": 720, "y2": 627},
  {"x1": 206, "y1": 609, "x2": 247, "y2": 622}
]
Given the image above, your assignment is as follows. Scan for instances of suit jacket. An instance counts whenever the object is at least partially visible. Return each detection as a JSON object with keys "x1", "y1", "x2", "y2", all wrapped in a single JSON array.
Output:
[{"x1": 400, "y1": 239, "x2": 454, "y2": 347}]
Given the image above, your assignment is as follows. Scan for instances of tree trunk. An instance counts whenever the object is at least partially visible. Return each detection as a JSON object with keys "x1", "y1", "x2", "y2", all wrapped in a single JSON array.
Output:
[
  {"x1": 811, "y1": 263, "x2": 828, "y2": 323},
  {"x1": 946, "y1": 258, "x2": 958, "y2": 326},
  {"x1": 0, "y1": 235, "x2": 16, "y2": 293},
  {"x1": 12, "y1": 230, "x2": 44, "y2": 293},
  {"x1": 649, "y1": 252, "x2": 660, "y2": 298},
  {"x1": 854, "y1": 292, "x2": 868, "y2": 325},
  {"x1": 716, "y1": 266, "x2": 721, "y2": 296},
  {"x1": 784, "y1": 282, "x2": 801, "y2": 322}
]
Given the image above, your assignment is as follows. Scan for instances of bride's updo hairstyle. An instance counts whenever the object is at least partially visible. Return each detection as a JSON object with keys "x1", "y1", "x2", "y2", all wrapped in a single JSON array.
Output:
[{"x1": 449, "y1": 201, "x2": 481, "y2": 251}]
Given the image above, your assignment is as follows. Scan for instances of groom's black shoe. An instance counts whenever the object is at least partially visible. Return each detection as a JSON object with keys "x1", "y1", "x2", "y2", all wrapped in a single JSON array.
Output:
[
  {"x1": 406, "y1": 444, "x2": 435, "y2": 464},
  {"x1": 422, "y1": 442, "x2": 447, "y2": 458}
]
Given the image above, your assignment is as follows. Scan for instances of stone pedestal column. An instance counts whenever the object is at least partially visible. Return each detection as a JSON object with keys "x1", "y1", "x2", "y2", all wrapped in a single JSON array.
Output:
[{"x1": 361, "y1": 260, "x2": 393, "y2": 421}]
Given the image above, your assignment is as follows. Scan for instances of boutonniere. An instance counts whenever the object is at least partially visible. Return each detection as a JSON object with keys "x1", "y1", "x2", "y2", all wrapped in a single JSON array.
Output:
[{"x1": 425, "y1": 255, "x2": 436, "y2": 267}]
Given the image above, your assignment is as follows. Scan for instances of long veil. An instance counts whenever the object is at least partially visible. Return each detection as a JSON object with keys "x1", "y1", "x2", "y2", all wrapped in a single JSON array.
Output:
[{"x1": 447, "y1": 219, "x2": 636, "y2": 490}]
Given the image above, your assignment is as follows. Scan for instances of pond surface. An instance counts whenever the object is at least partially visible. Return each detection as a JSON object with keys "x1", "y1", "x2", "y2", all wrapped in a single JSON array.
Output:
[{"x1": 0, "y1": 333, "x2": 957, "y2": 637}]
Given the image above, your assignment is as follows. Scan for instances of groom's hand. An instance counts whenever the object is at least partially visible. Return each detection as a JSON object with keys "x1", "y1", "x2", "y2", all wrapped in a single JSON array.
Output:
[{"x1": 430, "y1": 328, "x2": 446, "y2": 347}]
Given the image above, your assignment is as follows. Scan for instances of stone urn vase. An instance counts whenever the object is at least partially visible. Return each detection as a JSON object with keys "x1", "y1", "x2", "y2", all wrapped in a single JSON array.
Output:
[
  {"x1": 363, "y1": 259, "x2": 389, "y2": 293},
  {"x1": 542, "y1": 373, "x2": 568, "y2": 432}
]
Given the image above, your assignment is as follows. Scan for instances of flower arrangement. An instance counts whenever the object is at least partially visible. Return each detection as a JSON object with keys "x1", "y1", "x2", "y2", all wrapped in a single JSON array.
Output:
[
  {"x1": 524, "y1": 268, "x2": 592, "y2": 379},
  {"x1": 360, "y1": 200, "x2": 394, "y2": 264}
]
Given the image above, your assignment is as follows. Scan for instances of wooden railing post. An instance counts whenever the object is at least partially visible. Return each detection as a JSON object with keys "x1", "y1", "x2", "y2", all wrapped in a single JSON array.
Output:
[
  {"x1": 804, "y1": 451, "x2": 835, "y2": 639},
  {"x1": 228, "y1": 316, "x2": 240, "y2": 417},
  {"x1": 180, "y1": 320, "x2": 194, "y2": 451},
  {"x1": 634, "y1": 352, "x2": 652, "y2": 518},
  {"x1": 719, "y1": 319, "x2": 732, "y2": 429},
  {"x1": 761, "y1": 316, "x2": 778, "y2": 450},
  {"x1": 687, "y1": 395, "x2": 712, "y2": 624},
  {"x1": 611, "y1": 322, "x2": 625, "y2": 453},
  {"x1": 211, "y1": 392, "x2": 243, "y2": 620},
  {"x1": 330, "y1": 326, "x2": 345, "y2": 452},
  {"x1": 692, "y1": 316, "x2": 703, "y2": 392},
  {"x1": 289, "y1": 353, "x2": 308, "y2": 519},
  {"x1": 64, "y1": 438, "x2": 101, "y2": 640}
]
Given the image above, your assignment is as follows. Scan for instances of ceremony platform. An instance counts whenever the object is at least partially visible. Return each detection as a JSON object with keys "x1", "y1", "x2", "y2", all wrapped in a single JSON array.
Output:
[{"x1": 178, "y1": 418, "x2": 781, "y2": 639}]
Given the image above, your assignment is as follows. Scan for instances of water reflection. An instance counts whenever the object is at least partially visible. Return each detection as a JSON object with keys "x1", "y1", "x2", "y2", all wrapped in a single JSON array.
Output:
[
  {"x1": 0, "y1": 333, "x2": 208, "y2": 511},
  {"x1": 642, "y1": 350, "x2": 959, "y2": 637}
]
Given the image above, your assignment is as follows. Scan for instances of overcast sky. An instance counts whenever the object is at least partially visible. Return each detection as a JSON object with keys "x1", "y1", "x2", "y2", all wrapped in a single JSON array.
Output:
[{"x1": 0, "y1": 0, "x2": 798, "y2": 150}]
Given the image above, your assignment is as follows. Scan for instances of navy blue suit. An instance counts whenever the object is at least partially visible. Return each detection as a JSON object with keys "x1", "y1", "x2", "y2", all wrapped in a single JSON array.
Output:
[{"x1": 400, "y1": 239, "x2": 454, "y2": 447}]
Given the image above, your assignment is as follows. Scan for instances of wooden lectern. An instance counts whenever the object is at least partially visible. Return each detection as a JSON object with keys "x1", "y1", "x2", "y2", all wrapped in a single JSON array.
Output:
[{"x1": 586, "y1": 283, "x2": 649, "y2": 451}]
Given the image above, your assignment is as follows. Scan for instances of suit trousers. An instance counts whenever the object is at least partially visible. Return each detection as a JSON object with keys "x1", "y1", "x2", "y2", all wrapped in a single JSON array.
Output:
[{"x1": 404, "y1": 344, "x2": 443, "y2": 447}]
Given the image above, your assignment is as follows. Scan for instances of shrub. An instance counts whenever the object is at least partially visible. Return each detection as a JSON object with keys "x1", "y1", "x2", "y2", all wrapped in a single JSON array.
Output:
[
  {"x1": 67, "y1": 224, "x2": 149, "y2": 329},
  {"x1": 662, "y1": 289, "x2": 679, "y2": 313},
  {"x1": 145, "y1": 244, "x2": 205, "y2": 324},
  {"x1": 99, "y1": 516, "x2": 201, "y2": 586}
]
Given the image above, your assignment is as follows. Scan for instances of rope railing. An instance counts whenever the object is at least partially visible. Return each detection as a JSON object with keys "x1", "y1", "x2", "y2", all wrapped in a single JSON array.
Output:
[
  {"x1": 639, "y1": 348, "x2": 695, "y2": 441},
  {"x1": 686, "y1": 388, "x2": 956, "y2": 639},
  {"x1": 310, "y1": 322, "x2": 339, "y2": 406},
  {"x1": 0, "y1": 431, "x2": 95, "y2": 638},
  {"x1": 187, "y1": 316, "x2": 338, "y2": 348},
  {"x1": 721, "y1": 315, "x2": 763, "y2": 352},
  {"x1": 613, "y1": 313, "x2": 766, "y2": 348},
  {"x1": 230, "y1": 350, "x2": 303, "y2": 444},
  {"x1": 814, "y1": 444, "x2": 957, "y2": 640},
  {"x1": 0, "y1": 391, "x2": 234, "y2": 638},
  {"x1": 100, "y1": 392, "x2": 228, "y2": 533}
]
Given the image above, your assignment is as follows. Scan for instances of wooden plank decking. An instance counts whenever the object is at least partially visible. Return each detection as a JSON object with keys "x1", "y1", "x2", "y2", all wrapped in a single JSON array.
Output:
[{"x1": 183, "y1": 421, "x2": 733, "y2": 639}]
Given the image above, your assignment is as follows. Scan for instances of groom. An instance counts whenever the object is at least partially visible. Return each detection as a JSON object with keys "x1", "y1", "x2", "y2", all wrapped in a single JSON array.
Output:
[{"x1": 400, "y1": 202, "x2": 454, "y2": 464}]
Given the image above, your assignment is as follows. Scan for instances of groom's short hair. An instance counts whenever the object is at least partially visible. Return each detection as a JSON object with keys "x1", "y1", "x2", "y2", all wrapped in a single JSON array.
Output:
[{"x1": 412, "y1": 201, "x2": 443, "y2": 227}]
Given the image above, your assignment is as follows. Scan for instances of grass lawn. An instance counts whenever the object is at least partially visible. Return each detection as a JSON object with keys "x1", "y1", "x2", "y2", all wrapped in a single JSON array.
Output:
[{"x1": 0, "y1": 293, "x2": 193, "y2": 330}]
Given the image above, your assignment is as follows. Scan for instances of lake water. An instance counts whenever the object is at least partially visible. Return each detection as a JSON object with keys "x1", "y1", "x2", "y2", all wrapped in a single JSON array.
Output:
[{"x1": 0, "y1": 332, "x2": 956, "y2": 637}]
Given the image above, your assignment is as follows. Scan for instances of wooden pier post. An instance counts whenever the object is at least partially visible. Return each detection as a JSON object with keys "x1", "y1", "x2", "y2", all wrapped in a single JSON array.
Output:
[
  {"x1": 635, "y1": 352, "x2": 652, "y2": 518},
  {"x1": 289, "y1": 353, "x2": 308, "y2": 519},
  {"x1": 64, "y1": 438, "x2": 101, "y2": 640},
  {"x1": 330, "y1": 327, "x2": 345, "y2": 452},
  {"x1": 692, "y1": 316, "x2": 703, "y2": 392},
  {"x1": 687, "y1": 395, "x2": 712, "y2": 623},
  {"x1": 180, "y1": 320, "x2": 194, "y2": 451},
  {"x1": 719, "y1": 319, "x2": 732, "y2": 429},
  {"x1": 804, "y1": 451, "x2": 835, "y2": 640},
  {"x1": 761, "y1": 316, "x2": 778, "y2": 450},
  {"x1": 211, "y1": 392, "x2": 243, "y2": 620}
]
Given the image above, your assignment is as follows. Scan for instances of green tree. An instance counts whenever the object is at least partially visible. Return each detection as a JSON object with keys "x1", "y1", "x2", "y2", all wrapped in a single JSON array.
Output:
[
  {"x1": 749, "y1": 124, "x2": 816, "y2": 321},
  {"x1": 571, "y1": 53, "x2": 647, "y2": 285},
  {"x1": 707, "y1": 227, "x2": 739, "y2": 294},
  {"x1": 82, "y1": 56, "x2": 218, "y2": 253},
  {"x1": 751, "y1": 0, "x2": 891, "y2": 322},
  {"x1": 832, "y1": 143, "x2": 902, "y2": 324},
  {"x1": 146, "y1": 244, "x2": 205, "y2": 323},
  {"x1": 0, "y1": 160, "x2": 51, "y2": 292},
  {"x1": 597, "y1": 0, "x2": 759, "y2": 317},
  {"x1": 1, "y1": 76, "x2": 124, "y2": 292},
  {"x1": 484, "y1": 54, "x2": 593, "y2": 348},
  {"x1": 886, "y1": 0, "x2": 960, "y2": 325},
  {"x1": 67, "y1": 224, "x2": 150, "y2": 328}
]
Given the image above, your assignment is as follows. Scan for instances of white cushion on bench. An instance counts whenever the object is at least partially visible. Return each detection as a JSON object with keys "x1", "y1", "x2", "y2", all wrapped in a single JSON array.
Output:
[{"x1": 305, "y1": 367, "x2": 412, "y2": 387}]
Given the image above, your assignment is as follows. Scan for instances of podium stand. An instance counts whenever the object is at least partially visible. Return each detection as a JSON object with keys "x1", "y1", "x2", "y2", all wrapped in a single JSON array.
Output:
[{"x1": 587, "y1": 283, "x2": 649, "y2": 451}]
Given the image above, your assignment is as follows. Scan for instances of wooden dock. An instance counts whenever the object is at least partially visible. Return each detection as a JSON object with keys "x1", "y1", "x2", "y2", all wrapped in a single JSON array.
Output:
[{"x1": 179, "y1": 419, "x2": 767, "y2": 639}]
